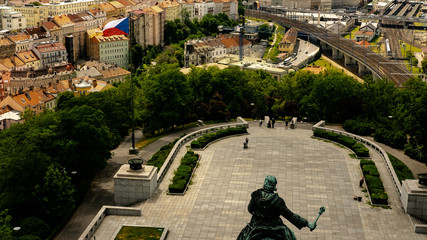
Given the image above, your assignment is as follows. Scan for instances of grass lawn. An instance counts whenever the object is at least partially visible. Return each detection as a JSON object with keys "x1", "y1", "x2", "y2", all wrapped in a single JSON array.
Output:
[
  {"x1": 305, "y1": 57, "x2": 342, "y2": 72},
  {"x1": 344, "y1": 26, "x2": 360, "y2": 39},
  {"x1": 369, "y1": 35, "x2": 382, "y2": 53},
  {"x1": 115, "y1": 226, "x2": 165, "y2": 240}
]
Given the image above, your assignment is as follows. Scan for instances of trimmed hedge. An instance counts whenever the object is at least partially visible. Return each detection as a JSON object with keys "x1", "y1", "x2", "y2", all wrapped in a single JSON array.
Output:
[
  {"x1": 387, "y1": 152, "x2": 415, "y2": 183},
  {"x1": 168, "y1": 151, "x2": 199, "y2": 194},
  {"x1": 191, "y1": 127, "x2": 247, "y2": 149},
  {"x1": 360, "y1": 160, "x2": 388, "y2": 205},
  {"x1": 146, "y1": 138, "x2": 179, "y2": 171},
  {"x1": 343, "y1": 119, "x2": 375, "y2": 136},
  {"x1": 313, "y1": 129, "x2": 370, "y2": 158}
]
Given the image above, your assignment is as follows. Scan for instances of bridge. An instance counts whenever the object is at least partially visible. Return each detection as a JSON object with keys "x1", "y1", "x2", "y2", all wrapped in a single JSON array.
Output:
[{"x1": 246, "y1": 9, "x2": 411, "y2": 86}]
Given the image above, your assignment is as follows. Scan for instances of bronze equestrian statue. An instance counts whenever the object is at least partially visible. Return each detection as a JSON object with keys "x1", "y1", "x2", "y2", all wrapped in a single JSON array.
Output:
[{"x1": 237, "y1": 175, "x2": 325, "y2": 240}]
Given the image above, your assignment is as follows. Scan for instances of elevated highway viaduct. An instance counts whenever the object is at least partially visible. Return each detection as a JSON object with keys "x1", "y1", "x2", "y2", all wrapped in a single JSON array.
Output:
[{"x1": 246, "y1": 10, "x2": 410, "y2": 86}]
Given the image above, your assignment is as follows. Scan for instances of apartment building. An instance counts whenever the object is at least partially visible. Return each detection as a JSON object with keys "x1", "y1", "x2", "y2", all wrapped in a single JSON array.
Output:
[
  {"x1": 42, "y1": 20, "x2": 62, "y2": 43},
  {"x1": 26, "y1": 26, "x2": 51, "y2": 46},
  {"x1": 278, "y1": 28, "x2": 298, "y2": 56},
  {"x1": 7, "y1": 31, "x2": 32, "y2": 52},
  {"x1": 194, "y1": 0, "x2": 214, "y2": 19},
  {"x1": 53, "y1": 15, "x2": 74, "y2": 45},
  {"x1": 0, "y1": 38, "x2": 16, "y2": 59},
  {"x1": 1, "y1": 11, "x2": 26, "y2": 31},
  {"x1": 99, "y1": 2, "x2": 121, "y2": 19},
  {"x1": 158, "y1": 0, "x2": 181, "y2": 22},
  {"x1": 88, "y1": 8, "x2": 107, "y2": 29},
  {"x1": 178, "y1": 0, "x2": 195, "y2": 20},
  {"x1": 16, "y1": 50, "x2": 41, "y2": 70},
  {"x1": 132, "y1": 6, "x2": 165, "y2": 47},
  {"x1": 89, "y1": 35, "x2": 129, "y2": 67},
  {"x1": 44, "y1": 0, "x2": 98, "y2": 16},
  {"x1": 184, "y1": 35, "x2": 250, "y2": 67},
  {"x1": 12, "y1": 4, "x2": 48, "y2": 27},
  {"x1": 32, "y1": 41, "x2": 68, "y2": 68},
  {"x1": 109, "y1": 1, "x2": 127, "y2": 17}
]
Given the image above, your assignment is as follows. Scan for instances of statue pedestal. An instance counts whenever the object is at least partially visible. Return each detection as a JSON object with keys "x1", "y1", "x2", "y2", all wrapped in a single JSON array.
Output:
[
  {"x1": 114, "y1": 164, "x2": 157, "y2": 206},
  {"x1": 401, "y1": 180, "x2": 427, "y2": 222}
]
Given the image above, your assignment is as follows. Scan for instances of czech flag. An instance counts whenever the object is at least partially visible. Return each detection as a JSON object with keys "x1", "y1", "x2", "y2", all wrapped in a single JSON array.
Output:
[{"x1": 103, "y1": 17, "x2": 129, "y2": 36}]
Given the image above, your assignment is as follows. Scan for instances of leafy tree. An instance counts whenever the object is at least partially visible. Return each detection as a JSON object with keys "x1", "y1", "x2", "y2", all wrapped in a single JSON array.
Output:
[
  {"x1": 140, "y1": 65, "x2": 192, "y2": 134},
  {"x1": 422, "y1": 59, "x2": 427, "y2": 73},
  {"x1": 30, "y1": 1, "x2": 41, "y2": 6},
  {"x1": 258, "y1": 23, "x2": 273, "y2": 40},
  {"x1": 0, "y1": 210, "x2": 13, "y2": 240},
  {"x1": 33, "y1": 164, "x2": 75, "y2": 223}
]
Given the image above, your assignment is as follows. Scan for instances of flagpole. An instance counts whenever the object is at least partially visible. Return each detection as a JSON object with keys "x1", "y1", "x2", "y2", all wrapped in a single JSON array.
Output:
[{"x1": 128, "y1": 12, "x2": 138, "y2": 155}]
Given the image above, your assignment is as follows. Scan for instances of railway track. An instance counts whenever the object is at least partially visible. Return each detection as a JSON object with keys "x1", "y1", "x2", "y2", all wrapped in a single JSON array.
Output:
[{"x1": 246, "y1": 10, "x2": 411, "y2": 86}]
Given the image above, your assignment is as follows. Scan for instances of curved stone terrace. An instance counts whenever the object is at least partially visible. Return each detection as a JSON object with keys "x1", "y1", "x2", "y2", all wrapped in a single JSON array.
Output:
[{"x1": 88, "y1": 121, "x2": 427, "y2": 240}]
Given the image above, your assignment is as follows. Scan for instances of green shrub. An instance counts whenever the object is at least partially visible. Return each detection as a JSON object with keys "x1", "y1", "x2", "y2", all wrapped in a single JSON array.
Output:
[
  {"x1": 168, "y1": 151, "x2": 200, "y2": 194},
  {"x1": 360, "y1": 159, "x2": 374, "y2": 167},
  {"x1": 191, "y1": 127, "x2": 247, "y2": 148},
  {"x1": 387, "y1": 152, "x2": 415, "y2": 183},
  {"x1": 314, "y1": 129, "x2": 370, "y2": 158},
  {"x1": 147, "y1": 138, "x2": 179, "y2": 170},
  {"x1": 362, "y1": 164, "x2": 379, "y2": 176},
  {"x1": 343, "y1": 119, "x2": 375, "y2": 136},
  {"x1": 360, "y1": 160, "x2": 388, "y2": 205}
]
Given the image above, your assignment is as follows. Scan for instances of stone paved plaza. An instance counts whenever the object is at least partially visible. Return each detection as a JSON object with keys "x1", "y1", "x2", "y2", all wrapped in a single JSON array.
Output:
[{"x1": 92, "y1": 122, "x2": 427, "y2": 240}]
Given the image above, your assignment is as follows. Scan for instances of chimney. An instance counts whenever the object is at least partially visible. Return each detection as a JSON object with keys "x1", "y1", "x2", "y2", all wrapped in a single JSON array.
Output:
[{"x1": 93, "y1": 79, "x2": 97, "y2": 88}]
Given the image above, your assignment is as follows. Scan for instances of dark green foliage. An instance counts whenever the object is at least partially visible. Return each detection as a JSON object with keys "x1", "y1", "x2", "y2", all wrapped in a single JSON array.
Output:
[
  {"x1": 0, "y1": 210, "x2": 13, "y2": 240},
  {"x1": 146, "y1": 138, "x2": 179, "y2": 170},
  {"x1": 313, "y1": 129, "x2": 370, "y2": 157},
  {"x1": 360, "y1": 160, "x2": 388, "y2": 205},
  {"x1": 343, "y1": 120, "x2": 375, "y2": 136},
  {"x1": 168, "y1": 151, "x2": 199, "y2": 193},
  {"x1": 191, "y1": 127, "x2": 248, "y2": 148},
  {"x1": 19, "y1": 217, "x2": 49, "y2": 239},
  {"x1": 362, "y1": 164, "x2": 379, "y2": 176},
  {"x1": 164, "y1": 13, "x2": 238, "y2": 45},
  {"x1": 374, "y1": 128, "x2": 407, "y2": 149},
  {"x1": 387, "y1": 153, "x2": 415, "y2": 183}
]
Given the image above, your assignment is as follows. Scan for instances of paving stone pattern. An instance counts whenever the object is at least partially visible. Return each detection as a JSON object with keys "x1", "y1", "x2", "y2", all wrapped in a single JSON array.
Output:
[{"x1": 92, "y1": 122, "x2": 427, "y2": 240}]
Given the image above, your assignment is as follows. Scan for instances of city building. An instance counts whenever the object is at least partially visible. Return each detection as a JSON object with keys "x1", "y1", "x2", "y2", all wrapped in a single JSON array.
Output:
[
  {"x1": 109, "y1": 1, "x2": 127, "y2": 17},
  {"x1": 178, "y1": 0, "x2": 195, "y2": 20},
  {"x1": 44, "y1": 0, "x2": 98, "y2": 16},
  {"x1": 89, "y1": 35, "x2": 129, "y2": 67},
  {"x1": 81, "y1": 60, "x2": 130, "y2": 83},
  {"x1": 0, "y1": 37, "x2": 16, "y2": 59},
  {"x1": 1, "y1": 11, "x2": 26, "y2": 31},
  {"x1": 132, "y1": 6, "x2": 165, "y2": 47},
  {"x1": 26, "y1": 26, "x2": 51, "y2": 46},
  {"x1": 53, "y1": 15, "x2": 75, "y2": 45},
  {"x1": 88, "y1": 8, "x2": 107, "y2": 29},
  {"x1": 278, "y1": 27, "x2": 298, "y2": 56},
  {"x1": 12, "y1": 4, "x2": 49, "y2": 27},
  {"x1": 0, "y1": 89, "x2": 55, "y2": 114},
  {"x1": 184, "y1": 35, "x2": 251, "y2": 67},
  {"x1": 42, "y1": 20, "x2": 62, "y2": 43},
  {"x1": 32, "y1": 41, "x2": 68, "y2": 68},
  {"x1": 16, "y1": 50, "x2": 41, "y2": 70},
  {"x1": 194, "y1": 0, "x2": 214, "y2": 19},
  {"x1": 7, "y1": 31, "x2": 32, "y2": 52},
  {"x1": 2, "y1": 64, "x2": 73, "y2": 95},
  {"x1": 158, "y1": 0, "x2": 182, "y2": 22},
  {"x1": 116, "y1": 0, "x2": 137, "y2": 12},
  {"x1": 99, "y1": 2, "x2": 121, "y2": 19}
]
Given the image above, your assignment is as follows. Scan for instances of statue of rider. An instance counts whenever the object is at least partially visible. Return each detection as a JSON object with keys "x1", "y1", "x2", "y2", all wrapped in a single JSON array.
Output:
[{"x1": 237, "y1": 175, "x2": 317, "y2": 240}]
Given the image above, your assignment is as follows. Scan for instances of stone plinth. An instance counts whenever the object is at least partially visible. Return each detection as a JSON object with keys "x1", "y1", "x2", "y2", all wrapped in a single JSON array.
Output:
[
  {"x1": 114, "y1": 164, "x2": 157, "y2": 206},
  {"x1": 401, "y1": 179, "x2": 427, "y2": 222}
]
